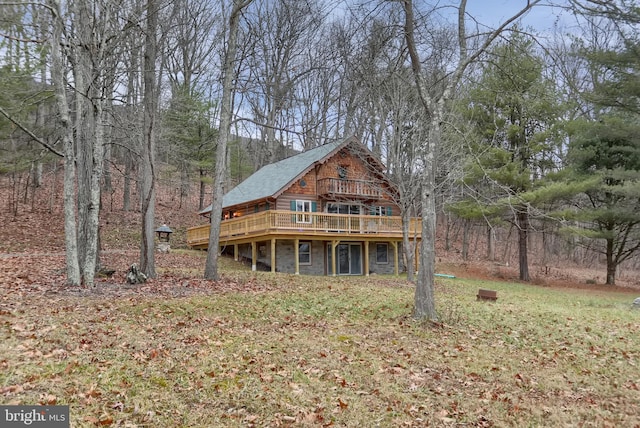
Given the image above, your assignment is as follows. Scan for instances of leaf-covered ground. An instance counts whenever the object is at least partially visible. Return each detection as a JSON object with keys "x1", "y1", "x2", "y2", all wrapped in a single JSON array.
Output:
[
  {"x1": 1, "y1": 175, "x2": 639, "y2": 426},
  {"x1": 2, "y1": 249, "x2": 639, "y2": 427}
]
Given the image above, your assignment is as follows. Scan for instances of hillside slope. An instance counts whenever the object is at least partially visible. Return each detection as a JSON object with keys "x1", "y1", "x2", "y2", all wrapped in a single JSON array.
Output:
[{"x1": 1, "y1": 167, "x2": 639, "y2": 292}]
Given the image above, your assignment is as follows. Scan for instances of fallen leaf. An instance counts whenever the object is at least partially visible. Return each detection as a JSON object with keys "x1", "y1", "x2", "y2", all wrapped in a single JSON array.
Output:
[{"x1": 338, "y1": 398, "x2": 348, "y2": 410}]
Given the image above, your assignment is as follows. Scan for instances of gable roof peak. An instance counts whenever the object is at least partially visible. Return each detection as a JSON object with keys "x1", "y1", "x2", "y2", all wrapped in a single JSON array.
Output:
[{"x1": 199, "y1": 136, "x2": 363, "y2": 214}]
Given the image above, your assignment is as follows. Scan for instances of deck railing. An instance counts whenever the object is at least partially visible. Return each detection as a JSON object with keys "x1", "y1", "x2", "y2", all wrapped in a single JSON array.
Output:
[
  {"x1": 317, "y1": 178, "x2": 382, "y2": 198},
  {"x1": 186, "y1": 210, "x2": 421, "y2": 248}
]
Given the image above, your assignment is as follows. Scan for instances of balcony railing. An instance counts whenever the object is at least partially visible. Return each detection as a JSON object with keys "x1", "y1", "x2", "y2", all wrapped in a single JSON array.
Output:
[
  {"x1": 317, "y1": 178, "x2": 382, "y2": 198},
  {"x1": 186, "y1": 210, "x2": 421, "y2": 249}
]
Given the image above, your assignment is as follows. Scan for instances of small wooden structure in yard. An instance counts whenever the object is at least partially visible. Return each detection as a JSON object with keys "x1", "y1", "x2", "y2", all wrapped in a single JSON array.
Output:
[
  {"x1": 477, "y1": 289, "x2": 498, "y2": 301},
  {"x1": 155, "y1": 224, "x2": 173, "y2": 242}
]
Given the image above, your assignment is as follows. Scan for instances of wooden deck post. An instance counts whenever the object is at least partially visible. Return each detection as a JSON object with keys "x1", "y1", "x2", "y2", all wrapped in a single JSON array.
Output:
[
  {"x1": 251, "y1": 241, "x2": 257, "y2": 271},
  {"x1": 392, "y1": 241, "x2": 399, "y2": 276},
  {"x1": 364, "y1": 241, "x2": 369, "y2": 276},
  {"x1": 234, "y1": 244, "x2": 238, "y2": 261},
  {"x1": 294, "y1": 238, "x2": 299, "y2": 275},
  {"x1": 331, "y1": 240, "x2": 338, "y2": 276},
  {"x1": 271, "y1": 239, "x2": 276, "y2": 273}
]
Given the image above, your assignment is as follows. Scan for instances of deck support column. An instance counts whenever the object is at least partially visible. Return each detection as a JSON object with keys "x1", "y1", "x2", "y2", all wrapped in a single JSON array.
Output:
[
  {"x1": 391, "y1": 241, "x2": 399, "y2": 276},
  {"x1": 234, "y1": 244, "x2": 238, "y2": 261},
  {"x1": 294, "y1": 238, "x2": 299, "y2": 275},
  {"x1": 331, "y1": 240, "x2": 339, "y2": 276},
  {"x1": 364, "y1": 241, "x2": 369, "y2": 276},
  {"x1": 271, "y1": 239, "x2": 276, "y2": 273},
  {"x1": 251, "y1": 241, "x2": 257, "y2": 271}
]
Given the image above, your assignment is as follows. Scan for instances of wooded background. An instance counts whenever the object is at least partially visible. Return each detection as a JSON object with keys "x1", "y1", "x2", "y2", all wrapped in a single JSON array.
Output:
[{"x1": 0, "y1": 0, "x2": 638, "y2": 305}]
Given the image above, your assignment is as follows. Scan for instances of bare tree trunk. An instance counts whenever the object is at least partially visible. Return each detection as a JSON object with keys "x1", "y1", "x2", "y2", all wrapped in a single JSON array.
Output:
[
  {"x1": 199, "y1": 168, "x2": 206, "y2": 211},
  {"x1": 74, "y1": 8, "x2": 91, "y2": 278},
  {"x1": 415, "y1": 141, "x2": 437, "y2": 319},
  {"x1": 180, "y1": 162, "x2": 189, "y2": 209},
  {"x1": 606, "y1": 238, "x2": 616, "y2": 285},
  {"x1": 30, "y1": 161, "x2": 43, "y2": 188},
  {"x1": 49, "y1": 0, "x2": 80, "y2": 285},
  {"x1": 205, "y1": 0, "x2": 251, "y2": 280},
  {"x1": 403, "y1": 0, "x2": 541, "y2": 320},
  {"x1": 123, "y1": 153, "x2": 132, "y2": 211},
  {"x1": 102, "y1": 73, "x2": 115, "y2": 202},
  {"x1": 71, "y1": 0, "x2": 109, "y2": 287},
  {"x1": 402, "y1": 209, "x2": 416, "y2": 282},
  {"x1": 82, "y1": 98, "x2": 105, "y2": 287},
  {"x1": 85, "y1": 37, "x2": 111, "y2": 286},
  {"x1": 502, "y1": 225, "x2": 514, "y2": 265},
  {"x1": 487, "y1": 224, "x2": 496, "y2": 261},
  {"x1": 140, "y1": 0, "x2": 158, "y2": 278},
  {"x1": 123, "y1": 32, "x2": 140, "y2": 213},
  {"x1": 103, "y1": 99, "x2": 113, "y2": 198},
  {"x1": 403, "y1": 1, "x2": 442, "y2": 321},
  {"x1": 462, "y1": 219, "x2": 470, "y2": 261},
  {"x1": 444, "y1": 212, "x2": 452, "y2": 251},
  {"x1": 517, "y1": 209, "x2": 530, "y2": 281}
]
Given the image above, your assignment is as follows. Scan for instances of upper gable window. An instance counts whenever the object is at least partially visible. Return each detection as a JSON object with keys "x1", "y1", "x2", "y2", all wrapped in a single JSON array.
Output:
[{"x1": 337, "y1": 166, "x2": 348, "y2": 179}]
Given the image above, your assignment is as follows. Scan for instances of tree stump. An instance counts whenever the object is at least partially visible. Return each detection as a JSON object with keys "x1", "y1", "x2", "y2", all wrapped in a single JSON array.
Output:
[{"x1": 126, "y1": 263, "x2": 147, "y2": 284}]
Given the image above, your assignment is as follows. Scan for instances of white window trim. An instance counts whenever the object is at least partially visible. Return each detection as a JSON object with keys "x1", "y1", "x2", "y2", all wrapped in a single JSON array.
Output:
[
  {"x1": 372, "y1": 206, "x2": 386, "y2": 216},
  {"x1": 296, "y1": 200, "x2": 312, "y2": 224}
]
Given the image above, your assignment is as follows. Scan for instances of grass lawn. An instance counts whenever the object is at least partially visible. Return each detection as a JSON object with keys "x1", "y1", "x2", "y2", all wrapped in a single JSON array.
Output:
[{"x1": 1, "y1": 256, "x2": 639, "y2": 427}]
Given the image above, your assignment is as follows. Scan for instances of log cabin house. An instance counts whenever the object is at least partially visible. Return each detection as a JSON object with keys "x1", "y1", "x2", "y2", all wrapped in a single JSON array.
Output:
[{"x1": 186, "y1": 137, "x2": 421, "y2": 276}]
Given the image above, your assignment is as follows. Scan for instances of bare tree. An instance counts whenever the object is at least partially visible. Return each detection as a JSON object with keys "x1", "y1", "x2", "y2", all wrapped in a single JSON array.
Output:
[
  {"x1": 162, "y1": 0, "x2": 221, "y2": 209},
  {"x1": 205, "y1": 0, "x2": 253, "y2": 281},
  {"x1": 402, "y1": 0, "x2": 544, "y2": 320},
  {"x1": 117, "y1": 0, "x2": 145, "y2": 213},
  {"x1": 242, "y1": 0, "x2": 323, "y2": 167},
  {"x1": 292, "y1": 28, "x2": 336, "y2": 147},
  {"x1": 139, "y1": 0, "x2": 159, "y2": 277},
  {"x1": 381, "y1": 71, "x2": 426, "y2": 281},
  {"x1": 48, "y1": 0, "x2": 81, "y2": 285}
]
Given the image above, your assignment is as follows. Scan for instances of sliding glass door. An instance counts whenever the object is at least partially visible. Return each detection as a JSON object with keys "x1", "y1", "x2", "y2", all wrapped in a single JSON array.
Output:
[{"x1": 327, "y1": 243, "x2": 362, "y2": 275}]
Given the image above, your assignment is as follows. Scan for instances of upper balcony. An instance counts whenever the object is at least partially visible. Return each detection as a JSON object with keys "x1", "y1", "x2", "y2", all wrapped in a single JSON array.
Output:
[
  {"x1": 186, "y1": 210, "x2": 421, "y2": 249},
  {"x1": 317, "y1": 178, "x2": 383, "y2": 199}
]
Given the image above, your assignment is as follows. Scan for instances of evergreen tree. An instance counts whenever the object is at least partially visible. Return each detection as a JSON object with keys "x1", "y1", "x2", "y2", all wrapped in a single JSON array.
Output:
[
  {"x1": 162, "y1": 85, "x2": 217, "y2": 210},
  {"x1": 562, "y1": 39, "x2": 640, "y2": 285},
  {"x1": 565, "y1": 115, "x2": 640, "y2": 285},
  {"x1": 452, "y1": 33, "x2": 563, "y2": 281}
]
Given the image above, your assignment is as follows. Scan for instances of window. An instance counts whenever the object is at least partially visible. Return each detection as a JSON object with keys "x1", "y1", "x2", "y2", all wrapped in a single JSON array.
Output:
[
  {"x1": 327, "y1": 203, "x2": 360, "y2": 215},
  {"x1": 299, "y1": 241, "x2": 311, "y2": 265},
  {"x1": 338, "y1": 165, "x2": 348, "y2": 179},
  {"x1": 370, "y1": 206, "x2": 392, "y2": 216},
  {"x1": 293, "y1": 200, "x2": 313, "y2": 223},
  {"x1": 376, "y1": 243, "x2": 388, "y2": 264}
]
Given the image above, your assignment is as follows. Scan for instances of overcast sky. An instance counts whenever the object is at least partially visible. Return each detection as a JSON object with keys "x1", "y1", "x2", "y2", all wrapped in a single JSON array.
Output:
[{"x1": 464, "y1": 1, "x2": 576, "y2": 34}]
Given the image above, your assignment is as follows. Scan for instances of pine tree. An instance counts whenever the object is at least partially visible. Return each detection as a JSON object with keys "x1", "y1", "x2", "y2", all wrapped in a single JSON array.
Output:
[
  {"x1": 562, "y1": 38, "x2": 640, "y2": 285},
  {"x1": 452, "y1": 33, "x2": 563, "y2": 281}
]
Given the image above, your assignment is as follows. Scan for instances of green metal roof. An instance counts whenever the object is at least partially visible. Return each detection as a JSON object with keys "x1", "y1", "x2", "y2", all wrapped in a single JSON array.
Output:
[{"x1": 199, "y1": 139, "x2": 348, "y2": 214}]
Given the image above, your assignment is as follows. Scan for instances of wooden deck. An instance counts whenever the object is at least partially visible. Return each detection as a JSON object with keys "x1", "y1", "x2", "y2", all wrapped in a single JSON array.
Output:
[
  {"x1": 186, "y1": 210, "x2": 421, "y2": 249},
  {"x1": 317, "y1": 178, "x2": 383, "y2": 198}
]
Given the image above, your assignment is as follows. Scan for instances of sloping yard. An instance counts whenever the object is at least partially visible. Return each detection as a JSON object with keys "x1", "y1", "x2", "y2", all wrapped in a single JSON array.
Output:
[{"x1": 1, "y1": 250, "x2": 639, "y2": 427}]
